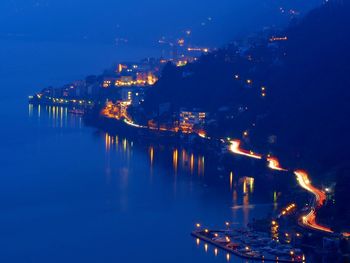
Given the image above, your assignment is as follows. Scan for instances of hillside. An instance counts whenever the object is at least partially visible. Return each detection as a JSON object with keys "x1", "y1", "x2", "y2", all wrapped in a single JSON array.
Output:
[{"x1": 142, "y1": 0, "x2": 350, "y2": 230}]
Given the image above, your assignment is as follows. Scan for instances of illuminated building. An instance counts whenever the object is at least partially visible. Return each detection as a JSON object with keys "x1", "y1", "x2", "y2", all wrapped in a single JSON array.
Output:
[
  {"x1": 119, "y1": 88, "x2": 145, "y2": 106},
  {"x1": 179, "y1": 109, "x2": 207, "y2": 133},
  {"x1": 115, "y1": 73, "x2": 157, "y2": 87},
  {"x1": 175, "y1": 57, "x2": 196, "y2": 67},
  {"x1": 147, "y1": 72, "x2": 158, "y2": 85},
  {"x1": 117, "y1": 63, "x2": 128, "y2": 73},
  {"x1": 176, "y1": 60, "x2": 188, "y2": 67},
  {"x1": 136, "y1": 72, "x2": 148, "y2": 85},
  {"x1": 102, "y1": 78, "x2": 116, "y2": 88},
  {"x1": 115, "y1": 76, "x2": 134, "y2": 87}
]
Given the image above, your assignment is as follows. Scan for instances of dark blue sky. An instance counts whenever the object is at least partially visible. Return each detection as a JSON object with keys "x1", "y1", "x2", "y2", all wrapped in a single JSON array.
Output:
[{"x1": 1, "y1": 0, "x2": 322, "y2": 47}]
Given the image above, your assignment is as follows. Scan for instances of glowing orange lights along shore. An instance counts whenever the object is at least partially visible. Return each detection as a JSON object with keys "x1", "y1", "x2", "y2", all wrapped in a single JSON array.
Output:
[
  {"x1": 227, "y1": 139, "x2": 342, "y2": 236},
  {"x1": 103, "y1": 102, "x2": 349, "y2": 237},
  {"x1": 229, "y1": 140, "x2": 262, "y2": 159},
  {"x1": 267, "y1": 157, "x2": 288, "y2": 171},
  {"x1": 229, "y1": 140, "x2": 289, "y2": 172}
]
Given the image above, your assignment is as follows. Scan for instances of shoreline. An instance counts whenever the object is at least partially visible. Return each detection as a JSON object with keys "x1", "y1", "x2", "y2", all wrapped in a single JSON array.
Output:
[
  {"x1": 28, "y1": 101, "x2": 349, "y2": 258},
  {"x1": 191, "y1": 230, "x2": 305, "y2": 262}
]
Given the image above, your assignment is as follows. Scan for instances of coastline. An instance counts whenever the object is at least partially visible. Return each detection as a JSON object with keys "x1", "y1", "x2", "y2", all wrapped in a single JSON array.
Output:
[{"x1": 28, "y1": 100, "x2": 349, "y2": 262}]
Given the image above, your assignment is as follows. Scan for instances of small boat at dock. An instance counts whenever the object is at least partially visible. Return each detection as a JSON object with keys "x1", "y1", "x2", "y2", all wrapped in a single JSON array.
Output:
[
  {"x1": 192, "y1": 229, "x2": 305, "y2": 262},
  {"x1": 68, "y1": 108, "x2": 85, "y2": 115}
]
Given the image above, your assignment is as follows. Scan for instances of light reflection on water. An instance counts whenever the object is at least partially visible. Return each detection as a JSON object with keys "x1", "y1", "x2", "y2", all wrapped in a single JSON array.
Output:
[
  {"x1": 28, "y1": 104, "x2": 33, "y2": 117},
  {"x1": 27, "y1": 104, "x2": 286, "y2": 263},
  {"x1": 149, "y1": 146, "x2": 154, "y2": 166},
  {"x1": 102, "y1": 130, "x2": 281, "y2": 238},
  {"x1": 29, "y1": 104, "x2": 81, "y2": 129},
  {"x1": 173, "y1": 149, "x2": 178, "y2": 173},
  {"x1": 104, "y1": 132, "x2": 207, "y2": 178},
  {"x1": 104, "y1": 130, "x2": 283, "y2": 245}
]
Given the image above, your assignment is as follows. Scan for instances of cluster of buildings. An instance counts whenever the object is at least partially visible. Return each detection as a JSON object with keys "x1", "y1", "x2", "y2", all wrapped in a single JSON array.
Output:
[
  {"x1": 30, "y1": 57, "x2": 166, "y2": 107},
  {"x1": 158, "y1": 31, "x2": 213, "y2": 68},
  {"x1": 102, "y1": 100, "x2": 208, "y2": 134},
  {"x1": 101, "y1": 100, "x2": 131, "y2": 120},
  {"x1": 98, "y1": 58, "x2": 165, "y2": 103},
  {"x1": 30, "y1": 31, "x2": 214, "y2": 134},
  {"x1": 103, "y1": 58, "x2": 160, "y2": 88},
  {"x1": 40, "y1": 79, "x2": 99, "y2": 100},
  {"x1": 29, "y1": 22, "x2": 217, "y2": 109},
  {"x1": 179, "y1": 109, "x2": 207, "y2": 133}
]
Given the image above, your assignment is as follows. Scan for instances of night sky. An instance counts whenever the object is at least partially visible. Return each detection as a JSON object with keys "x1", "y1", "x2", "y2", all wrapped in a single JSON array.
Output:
[
  {"x1": 0, "y1": 1, "x2": 348, "y2": 262},
  {"x1": 0, "y1": 0, "x2": 322, "y2": 46}
]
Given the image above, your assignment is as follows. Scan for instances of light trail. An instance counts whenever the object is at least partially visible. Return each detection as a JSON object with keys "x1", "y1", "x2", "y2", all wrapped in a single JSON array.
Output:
[
  {"x1": 101, "y1": 103, "x2": 210, "y2": 136},
  {"x1": 123, "y1": 118, "x2": 146, "y2": 128},
  {"x1": 229, "y1": 140, "x2": 262, "y2": 159},
  {"x1": 198, "y1": 131, "x2": 207, "y2": 139},
  {"x1": 101, "y1": 103, "x2": 148, "y2": 129},
  {"x1": 103, "y1": 103, "x2": 349, "y2": 237},
  {"x1": 294, "y1": 170, "x2": 333, "y2": 233},
  {"x1": 343, "y1": 232, "x2": 350, "y2": 238},
  {"x1": 267, "y1": 157, "x2": 288, "y2": 171}
]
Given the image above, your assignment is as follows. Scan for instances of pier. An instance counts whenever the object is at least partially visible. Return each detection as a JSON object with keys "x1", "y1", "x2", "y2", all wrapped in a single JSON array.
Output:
[{"x1": 192, "y1": 229, "x2": 305, "y2": 262}]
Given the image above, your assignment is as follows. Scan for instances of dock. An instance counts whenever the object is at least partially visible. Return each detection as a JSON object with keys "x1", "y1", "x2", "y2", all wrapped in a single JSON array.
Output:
[{"x1": 191, "y1": 229, "x2": 305, "y2": 262}]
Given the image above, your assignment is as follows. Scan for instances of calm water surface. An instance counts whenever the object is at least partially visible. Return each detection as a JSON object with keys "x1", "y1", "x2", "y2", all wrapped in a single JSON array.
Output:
[{"x1": 0, "y1": 40, "x2": 288, "y2": 263}]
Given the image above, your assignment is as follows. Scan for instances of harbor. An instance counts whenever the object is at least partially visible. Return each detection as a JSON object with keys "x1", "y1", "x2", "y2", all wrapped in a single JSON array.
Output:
[{"x1": 192, "y1": 226, "x2": 305, "y2": 262}]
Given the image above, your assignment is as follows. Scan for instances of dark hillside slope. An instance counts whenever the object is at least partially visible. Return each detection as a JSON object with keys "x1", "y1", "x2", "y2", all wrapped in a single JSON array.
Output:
[{"x1": 257, "y1": 0, "x2": 350, "y2": 173}]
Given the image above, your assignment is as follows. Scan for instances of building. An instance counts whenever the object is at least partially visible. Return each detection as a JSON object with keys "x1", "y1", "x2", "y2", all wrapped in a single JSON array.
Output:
[
  {"x1": 119, "y1": 88, "x2": 145, "y2": 106},
  {"x1": 115, "y1": 76, "x2": 134, "y2": 87},
  {"x1": 179, "y1": 108, "x2": 207, "y2": 133},
  {"x1": 114, "y1": 72, "x2": 158, "y2": 87},
  {"x1": 102, "y1": 78, "x2": 116, "y2": 88}
]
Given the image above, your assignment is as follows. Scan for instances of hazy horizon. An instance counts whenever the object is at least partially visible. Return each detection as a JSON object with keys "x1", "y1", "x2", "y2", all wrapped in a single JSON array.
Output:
[{"x1": 1, "y1": 0, "x2": 322, "y2": 47}]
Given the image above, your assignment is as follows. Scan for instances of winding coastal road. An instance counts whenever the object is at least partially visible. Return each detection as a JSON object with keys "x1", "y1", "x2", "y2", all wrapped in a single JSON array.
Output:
[
  {"x1": 267, "y1": 157, "x2": 288, "y2": 171},
  {"x1": 101, "y1": 105, "x2": 349, "y2": 237},
  {"x1": 294, "y1": 170, "x2": 333, "y2": 233},
  {"x1": 229, "y1": 140, "x2": 262, "y2": 159}
]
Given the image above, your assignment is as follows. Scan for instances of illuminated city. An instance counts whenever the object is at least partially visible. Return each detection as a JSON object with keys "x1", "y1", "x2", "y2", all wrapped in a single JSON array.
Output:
[{"x1": 1, "y1": 0, "x2": 349, "y2": 262}]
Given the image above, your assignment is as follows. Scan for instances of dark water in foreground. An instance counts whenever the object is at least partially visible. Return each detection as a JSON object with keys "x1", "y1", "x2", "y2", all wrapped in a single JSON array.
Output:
[
  {"x1": 1, "y1": 101, "x2": 281, "y2": 263},
  {"x1": 0, "y1": 40, "x2": 291, "y2": 263}
]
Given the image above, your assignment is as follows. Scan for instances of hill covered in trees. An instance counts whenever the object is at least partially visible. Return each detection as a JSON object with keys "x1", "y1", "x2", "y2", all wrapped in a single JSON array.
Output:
[{"x1": 142, "y1": 0, "x2": 350, "y2": 231}]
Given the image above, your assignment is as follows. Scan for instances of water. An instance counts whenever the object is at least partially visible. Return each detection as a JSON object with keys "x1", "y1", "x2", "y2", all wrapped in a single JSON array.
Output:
[{"x1": 0, "y1": 40, "x2": 286, "y2": 262}]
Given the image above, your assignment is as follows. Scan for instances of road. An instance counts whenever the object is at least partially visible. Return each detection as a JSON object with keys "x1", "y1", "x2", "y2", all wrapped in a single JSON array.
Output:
[
  {"x1": 229, "y1": 140, "x2": 262, "y2": 159},
  {"x1": 294, "y1": 170, "x2": 333, "y2": 233},
  {"x1": 101, "y1": 105, "x2": 349, "y2": 237},
  {"x1": 267, "y1": 157, "x2": 288, "y2": 171}
]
